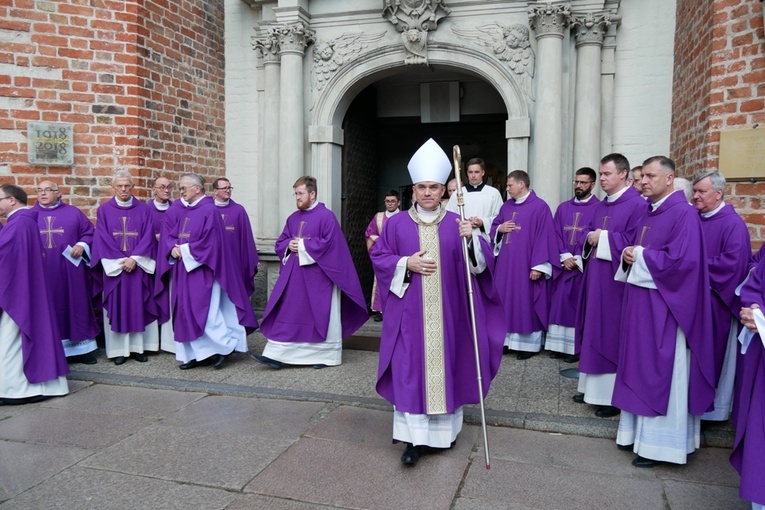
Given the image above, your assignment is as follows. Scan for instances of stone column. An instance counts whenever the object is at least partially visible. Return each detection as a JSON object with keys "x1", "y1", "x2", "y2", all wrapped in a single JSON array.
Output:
[
  {"x1": 528, "y1": 1, "x2": 570, "y2": 205},
  {"x1": 253, "y1": 30, "x2": 281, "y2": 243},
  {"x1": 572, "y1": 12, "x2": 610, "y2": 171},
  {"x1": 600, "y1": 22, "x2": 618, "y2": 158},
  {"x1": 275, "y1": 22, "x2": 314, "y2": 224}
]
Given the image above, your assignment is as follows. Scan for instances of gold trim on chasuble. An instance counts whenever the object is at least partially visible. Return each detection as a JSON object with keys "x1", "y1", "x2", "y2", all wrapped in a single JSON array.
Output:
[{"x1": 409, "y1": 206, "x2": 448, "y2": 414}]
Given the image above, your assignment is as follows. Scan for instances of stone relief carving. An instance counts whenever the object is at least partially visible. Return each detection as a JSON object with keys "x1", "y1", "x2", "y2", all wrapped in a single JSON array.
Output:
[
  {"x1": 312, "y1": 31, "x2": 386, "y2": 94},
  {"x1": 273, "y1": 22, "x2": 315, "y2": 55},
  {"x1": 452, "y1": 22, "x2": 536, "y2": 100},
  {"x1": 571, "y1": 11, "x2": 611, "y2": 45},
  {"x1": 382, "y1": 0, "x2": 452, "y2": 65},
  {"x1": 252, "y1": 30, "x2": 280, "y2": 64},
  {"x1": 528, "y1": 2, "x2": 571, "y2": 37}
]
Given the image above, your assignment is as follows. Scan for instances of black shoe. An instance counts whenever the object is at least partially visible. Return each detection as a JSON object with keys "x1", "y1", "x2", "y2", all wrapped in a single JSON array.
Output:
[
  {"x1": 549, "y1": 351, "x2": 566, "y2": 359},
  {"x1": 69, "y1": 352, "x2": 98, "y2": 365},
  {"x1": 373, "y1": 312, "x2": 382, "y2": 322},
  {"x1": 572, "y1": 394, "x2": 585, "y2": 404},
  {"x1": 632, "y1": 456, "x2": 658, "y2": 468},
  {"x1": 563, "y1": 355, "x2": 580, "y2": 363},
  {"x1": 0, "y1": 395, "x2": 49, "y2": 406},
  {"x1": 595, "y1": 406, "x2": 620, "y2": 418},
  {"x1": 401, "y1": 444, "x2": 421, "y2": 466},
  {"x1": 617, "y1": 443, "x2": 634, "y2": 451},
  {"x1": 131, "y1": 352, "x2": 148, "y2": 362},
  {"x1": 251, "y1": 354, "x2": 282, "y2": 370},
  {"x1": 313, "y1": 364, "x2": 328, "y2": 369},
  {"x1": 503, "y1": 346, "x2": 512, "y2": 355},
  {"x1": 212, "y1": 354, "x2": 227, "y2": 370},
  {"x1": 517, "y1": 351, "x2": 539, "y2": 360},
  {"x1": 113, "y1": 356, "x2": 127, "y2": 365},
  {"x1": 179, "y1": 359, "x2": 200, "y2": 370}
]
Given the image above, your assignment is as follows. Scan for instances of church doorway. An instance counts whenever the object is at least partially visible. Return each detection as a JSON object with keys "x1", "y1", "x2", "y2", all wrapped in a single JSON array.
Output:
[{"x1": 339, "y1": 67, "x2": 509, "y2": 309}]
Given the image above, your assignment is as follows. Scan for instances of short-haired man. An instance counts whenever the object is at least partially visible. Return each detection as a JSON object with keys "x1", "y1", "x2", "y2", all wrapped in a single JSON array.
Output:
[
  {"x1": 155, "y1": 173, "x2": 258, "y2": 370},
  {"x1": 34, "y1": 181, "x2": 100, "y2": 365},
  {"x1": 371, "y1": 138, "x2": 504, "y2": 466},
  {"x1": 92, "y1": 170, "x2": 159, "y2": 365},
  {"x1": 255, "y1": 176, "x2": 368, "y2": 369},
  {"x1": 490, "y1": 170, "x2": 558, "y2": 359},
  {"x1": 148, "y1": 176, "x2": 175, "y2": 352},
  {"x1": 631, "y1": 166, "x2": 643, "y2": 193},
  {"x1": 446, "y1": 158, "x2": 503, "y2": 239},
  {"x1": 212, "y1": 178, "x2": 258, "y2": 298},
  {"x1": 692, "y1": 170, "x2": 751, "y2": 421},
  {"x1": 0, "y1": 184, "x2": 69, "y2": 404},
  {"x1": 574, "y1": 153, "x2": 648, "y2": 418},
  {"x1": 546, "y1": 168, "x2": 600, "y2": 359},
  {"x1": 365, "y1": 190, "x2": 401, "y2": 322},
  {"x1": 613, "y1": 156, "x2": 715, "y2": 467}
]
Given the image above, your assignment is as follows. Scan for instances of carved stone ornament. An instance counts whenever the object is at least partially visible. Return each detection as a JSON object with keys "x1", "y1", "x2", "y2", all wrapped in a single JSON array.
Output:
[
  {"x1": 382, "y1": 0, "x2": 452, "y2": 65},
  {"x1": 528, "y1": 2, "x2": 571, "y2": 38},
  {"x1": 571, "y1": 12, "x2": 611, "y2": 46},
  {"x1": 273, "y1": 22, "x2": 316, "y2": 56},
  {"x1": 252, "y1": 31, "x2": 280, "y2": 64},
  {"x1": 312, "y1": 31, "x2": 386, "y2": 94},
  {"x1": 452, "y1": 22, "x2": 536, "y2": 99}
]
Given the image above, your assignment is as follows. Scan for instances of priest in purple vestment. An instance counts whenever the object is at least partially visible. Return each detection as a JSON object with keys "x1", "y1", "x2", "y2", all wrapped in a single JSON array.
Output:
[
  {"x1": 574, "y1": 153, "x2": 648, "y2": 419},
  {"x1": 212, "y1": 178, "x2": 258, "y2": 297},
  {"x1": 612, "y1": 156, "x2": 715, "y2": 468},
  {"x1": 371, "y1": 138, "x2": 505, "y2": 467},
  {"x1": 92, "y1": 170, "x2": 159, "y2": 365},
  {"x1": 147, "y1": 176, "x2": 175, "y2": 352},
  {"x1": 365, "y1": 189, "x2": 401, "y2": 322},
  {"x1": 731, "y1": 253, "x2": 765, "y2": 509},
  {"x1": 155, "y1": 173, "x2": 258, "y2": 370},
  {"x1": 546, "y1": 167, "x2": 600, "y2": 359},
  {"x1": 254, "y1": 176, "x2": 368, "y2": 369},
  {"x1": 489, "y1": 170, "x2": 558, "y2": 360},
  {"x1": 34, "y1": 180, "x2": 100, "y2": 365},
  {"x1": 0, "y1": 184, "x2": 69, "y2": 405},
  {"x1": 692, "y1": 171, "x2": 751, "y2": 422}
]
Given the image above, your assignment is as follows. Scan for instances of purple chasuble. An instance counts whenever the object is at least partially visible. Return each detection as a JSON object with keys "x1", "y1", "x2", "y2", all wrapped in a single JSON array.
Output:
[
  {"x1": 700, "y1": 204, "x2": 750, "y2": 383},
  {"x1": 612, "y1": 192, "x2": 715, "y2": 417},
  {"x1": 371, "y1": 208, "x2": 505, "y2": 414},
  {"x1": 489, "y1": 190, "x2": 559, "y2": 334},
  {"x1": 33, "y1": 202, "x2": 100, "y2": 342},
  {"x1": 548, "y1": 196, "x2": 600, "y2": 328},
  {"x1": 748, "y1": 243, "x2": 765, "y2": 273},
  {"x1": 92, "y1": 197, "x2": 158, "y2": 333},
  {"x1": 216, "y1": 199, "x2": 259, "y2": 296},
  {"x1": 730, "y1": 255, "x2": 765, "y2": 506},
  {"x1": 365, "y1": 211, "x2": 395, "y2": 312},
  {"x1": 260, "y1": 203, "x2": 368, "y2": 343},
  {"x1": 0, "y1": 208, "x2": 69, "y2": 383},
  {"x1": 575, "y1": 186, "x2": 648, "y2": 370},
  {"x1": 155, "y1": 196, "x2": 257, "y2": 343},
  {"x1": 148, "y1": 199, "x2": 172, "y2": 239}
]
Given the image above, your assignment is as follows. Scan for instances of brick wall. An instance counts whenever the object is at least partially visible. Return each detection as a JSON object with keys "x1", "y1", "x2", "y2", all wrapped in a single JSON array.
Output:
[
  {"x1": 672, "y1": 0, "x2": 765, "y2": 248},
  {"x1": 0, "y1": 0, "x2": 226, "y2": 218}
]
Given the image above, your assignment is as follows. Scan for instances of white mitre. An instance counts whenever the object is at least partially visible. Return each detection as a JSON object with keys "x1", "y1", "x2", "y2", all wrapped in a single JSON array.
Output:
[{"x1": 407, "y1": 138, "x2": 451, "y2": 184}]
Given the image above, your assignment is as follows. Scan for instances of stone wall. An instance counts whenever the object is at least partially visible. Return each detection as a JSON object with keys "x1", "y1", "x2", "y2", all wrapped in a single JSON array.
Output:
[
  {"x1": 0, "y1": 0, "x2": 226, "y2": 216},
  {"x1": 672, "y1": 0, "x2": 765, "y2": 247}
]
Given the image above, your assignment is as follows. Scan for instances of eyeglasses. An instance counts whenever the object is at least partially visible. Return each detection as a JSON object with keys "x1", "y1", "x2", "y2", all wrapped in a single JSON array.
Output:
[
  {"x1": 178, "y1": 185, "x2": 200, "y2": 192},
  {"x1": 293, "y1": 191, "x2": 309, "y2": 197},
  {"x1": 36, "y1": 188, "x2": 59, "y2": 193},
  {"x1": 114, "y1": 185, "x2": 133, "y2": 189},
  {"x1": 215, "y1": 186, "x2": 233, "y2": 191},
  {"x1": 0, "y1": 196, "x2": 11, "y2": 202},
  {"x1": 154, "y1": 185, "x2": 172, "y2": 190},
  {"x1": 573, "y1": 180, "x2": 594, "y2": 186},
  {"x1": 384, "y1": 199, "x2": 399, "y2": 203}
]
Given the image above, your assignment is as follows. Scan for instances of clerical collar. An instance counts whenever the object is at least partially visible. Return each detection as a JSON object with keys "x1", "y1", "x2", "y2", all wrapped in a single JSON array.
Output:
[
  {"x1": 466, "y1": 182, "x2": 485, "y2": 192},
  {"x1": 385, "y1": 209, "x2": 399, "y2": 218},
  {"x1": 606, "y1": 185, "x2": 629, "y2": 203},
  {"x1": 153, "y1": 199, "x2": 170, "y2": 211},
  {"x1": 214, "y1": 199, "x2": 230, "y2": 207},
  {"x1": 650, "y1": 190, "x2": 679, "y2": 211},
  {"x1": 6, "y1": 206, "x2": 29, "y2": 219},
  {"x1": 181, "y1": 195, "x2": 205, "y2": 208},
  {"x1": 115, "y1": 196, "x2": 133, "y2": 207},
  {"x1": 574, "y1": 195, "x2": 594, "y2": 203},
  {"x1": 513, "y1": 191, "x2": 531, "y2": 204},
  {"x1": 306, "y1": 201, "x2": 318, "y2": 211},
  {"x1": 39, "y1": 201, "x2": 61, "y2": 209},
  {"x1": 413, "y1": 204, "x2": 442, "y2": 224},
  {"x1": 701, "y1": 201, "x2": 726, "y2": 218}
]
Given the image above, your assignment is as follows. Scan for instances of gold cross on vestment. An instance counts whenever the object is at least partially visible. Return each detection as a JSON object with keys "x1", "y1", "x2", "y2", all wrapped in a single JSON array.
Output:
[
  {"x1": 564, "y1": 212, "x2": 584, "y2": 246},
  {"x1": 221, "y1": 213, "x2": 235, "y2": 232},
  {"x1": 503, "y1": 212, "x2": 522, "y2": 244},
  {"x1": 637, "y1": 225, "x2": 651, "y2": 247},
  {"x1": 113, "y1": 216, "x2": 139, "y2": 252},
  {"x1": 40, "y1": 216, "x2": 65, "y2": 249},
  {"x1": 178, "y1": 217, "x2": 192, "y2": 243},
  {"x1": 601, "y1": 215, "x2": 611, "y2": 230},
  {"x1": 296, "y1": 220, "x2": 311, "y2": 240}
]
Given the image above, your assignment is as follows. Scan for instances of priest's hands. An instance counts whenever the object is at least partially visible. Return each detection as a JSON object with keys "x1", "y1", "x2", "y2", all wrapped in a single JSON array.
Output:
[
  {"x1": 408, "y1": 250, "x2": 437, "y2": 275},
  {"x1": 171, "y1": 245, "x2": 182, "y2": 259},
  {"x1": 70, "y1": 245, "x2": 84, "y2": 258},
  {"x1": 468, "y1": 216, "x2": 483, "y2": 229},
  {"x1": 288, "y1": 238, "x2": 300, "y2": 253},
  {"x1": 457, "y1": 219, "x2": 473, "y2": 238},
  {"x1": 122, "y1": 257, "x2": 137, "y2": 272},
  {"x1": 562, "y1": 257, "x2": 577, "y2": 271},
  {"x1": 740, "y1": 304, "x2": 759, "y2": 332},
  {"x1": 623, "y1": 246, "x2": 636, "y2": 265},
  {"x1": 497, "y1": 220, "x2": 517, "y2": 234},
  {"x1": 587, "y1": 229, "x2": 601, "y2": 247},
  {"x1": 529, "y1": 269, "x2": 542, "y2": 281}
]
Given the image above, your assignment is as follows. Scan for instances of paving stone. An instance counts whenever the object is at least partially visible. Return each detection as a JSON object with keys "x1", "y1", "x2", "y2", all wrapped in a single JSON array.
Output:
[
  {"x1": 654, "y1": 446, "x2": 742, "y2": 487},
  {"x1": 225, "y1": 494, "x2": 343, "y2": 509},
  {"x1": 662, "y1": 479, "x2": 749, "y2": 510}
]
